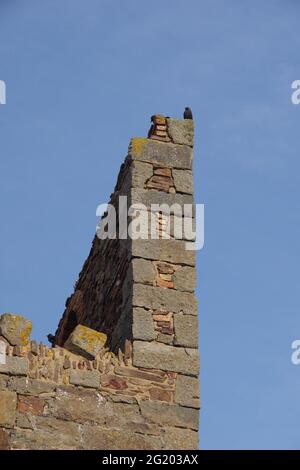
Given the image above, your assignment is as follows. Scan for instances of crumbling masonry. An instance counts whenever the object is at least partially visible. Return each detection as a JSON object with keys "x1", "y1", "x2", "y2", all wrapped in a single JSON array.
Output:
[{"x1": 0, "y1": 114, "x2": 200, "y2": 450}]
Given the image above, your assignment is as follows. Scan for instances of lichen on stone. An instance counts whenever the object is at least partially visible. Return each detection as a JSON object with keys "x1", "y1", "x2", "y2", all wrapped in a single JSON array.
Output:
[{"x1": 129, "y1": 138, "x2": 148, "y2": 157}]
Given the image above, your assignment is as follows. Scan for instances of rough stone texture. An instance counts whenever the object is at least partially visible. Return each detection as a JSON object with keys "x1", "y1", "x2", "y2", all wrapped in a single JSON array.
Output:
[
  {"x1": 64, "y1": 324, "x2": 107, "y2": 359},
  {"x1": 133, "y1": 341, "x2": 199, "y2": 376},
  {"x1": 7, "y1": 377, "x2": 55, "y2": 395},
  {"x1": 173, "y1": 266, "x2": 196, "y2": 292},
  {"x1": 175, "y1": 375, "x2": 200, "y2": 409},
  {"x1": 133, "y1": 308, "x2": 156, "y2": 341},
  {"x1": 0, "y1": 314, "x2": 32, "y2": 346},
  {"x1": 163, "y1": 427, "x2": 199, "y2": 450},
  {"x1": 132, "y1": 239, "x2": 196, "y2": 266},
  {"x1": 0, "y1": 113, "x2": 200, "y2": 450},
  {"x1": 0, "y1": 374, "x2": 8, "y2": 390},
  {"x1": 50, "y1": 387, "x2": 106, "y2": 423},
  {"x1": 131, "y1": 160, "x2": 153, "y2": 188},
  {"x1": 174, "y1": 314, "x2": 198, "y2": 348},
  {"x1": 69, "y1": 369, "x2": 100, "y2": 388},
  {"x1": 10, "y1": 420, "x2": 82, "y2": 450},
  {"x1": 0, "y1": 391, "x2": 17, "y2": 427},
  {"x1": 172, "y1": 169, "x2": 194, "y2": 194},
  {"x1": 133, "y1": 284, "x2": 198, "y2": 315},
  {"x1": 82, "y1": 425, "x2": 162, "y2": 450},
  {"x1": 129, "y1": 138, "x2": 193, "y2": 170},
  {"x1": 167, "y1": 118, "x2": 194, "y2": 146},
  {"x1": 18, "y1": 395, "x2": 45, "y2": 415},
  {"x1": 132, "y1": 258, "x2": 155, "y2": 284},
  {"x1": 140, "y1": 400, "x2": 199, "y2": 430},
  {"x1": 131, "y1": 188, "x2": 194, "y2": 217},
  {"x1": 0, "y1": 428, "x2": 10, "y2": 450},
  {"x1": 0, "y1": 356, "x2": 29, "y2": 376}
]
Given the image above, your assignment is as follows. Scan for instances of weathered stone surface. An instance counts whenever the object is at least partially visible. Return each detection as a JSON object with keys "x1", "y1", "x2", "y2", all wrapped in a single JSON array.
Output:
[
  {"x1": 108, "y1": 394, "x2": 137, "y2": 405},
  {"x1": 163, "y1": 427, "x2": 198, "y2": 450},
  {"x1": 7, "y1": 377, "x2": 55, "y2": 395},
  {"x1": 101, "y1": 402, "x2": 146, "y2": 431},
  {"x1": 34, "y1": 416, "x2": 81, "y2": 438},
  {"x1": 129, "y1": 138, "x2": 193, "y2": 170},
  {"x1": 51, "y1": 387, "x2": 106, "y2": 423},
  {"x1": 30, "y1": 340, "x2": 39, "y2": 355},
  {"x1": 114, "y1": 366, "x2": 166, "y2": 383},
  {"x1": 0, "y1": 313, "x2": 32, "y2": 346},
  {"x1": 131, "y1": 188, "x2": 194, "y2": 217},
  {"x1": 149, "y1": 387, "x2": 172, "y2": 402},
  {"x1": 0, "y1": 428, "x2": 10, "y2": 450},
  {"x1": 69, "y1": 369, "x2": 100, "y2": 388},
  {"x1": 133, "y1": 308, "x2": 156, "y2": 341},
  {"x1": 64, "y1": 324, "x2": 107, "y2": 360},
  {"x1": 131, "y1": 160, "x2": 153, "y2": 188},
  {"x1": 109, "y1": 301, "x2": 133, "y2": 353},
  {"x1": 174, "y1": 314, "x2": 198, "y2": 348},
  {"x1": 132, "y1": 239, "x2": 196, "y2": 266},
  {"x1": 167, "y1": 118, "x2": 194, "y2": 147},
  {"x1": 175, "y1": 375, "x2": 200, "y2": 409},
  {"x1": 133, "y1": 284, "x2": 197, "y2": 315},
  {"x1": 0, "y1": 356, "x2": 29, "y2": 376},
  {"x1": 132, "y1": 258, "x2": 155, "y2": 284},
  {"x1": 52, "y1": 386, "x2": 142, "y2": 429},
  {"x1": 173, "y1": 266, "x2": 196, "y2": 292},
  {"x1": 15, "y1": 411, "x2": 34, "y2": 429},
  {"x1": 133, "y1": 341, "x2": 199, "y2": 376},
  {"x1": 18, "y1": 396, "x2": 45, "y2": 416},
  {"x1": 172, "y1": 169, "x2": 193, "y2": 194},
  {"x1": 100, "y1": 374, "x2": 128, "y2": 390},
  {"x1": 0, "y1": 390, "x2": 17, "y2": 428},
  {"x1": 0, "y1": 373, "x2": 8, "y2": 390},
  {"x1": 0, "y1": 116, "x2": 200, "y2": 451},
  {"x1": 82, "y1": 425, "x2": 162, "y2": 450},
  {"x1": 140, "y1": 400, "x2": 199, "y2": 430},
  {"x1": 10, "y1": 420, "x2": 81, "y2": 450},
  {"x1": 157, "y1": 333, "x2": 173, "y2": 344}
]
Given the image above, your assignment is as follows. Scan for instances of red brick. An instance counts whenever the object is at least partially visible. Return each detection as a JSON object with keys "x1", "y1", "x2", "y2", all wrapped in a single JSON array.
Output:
[
  {"x1": 156, "y1": 278, "x2": 174, "y2": 289},
  {"x1": 154, "y1": 168, "x2": 172, "y2": 177}
]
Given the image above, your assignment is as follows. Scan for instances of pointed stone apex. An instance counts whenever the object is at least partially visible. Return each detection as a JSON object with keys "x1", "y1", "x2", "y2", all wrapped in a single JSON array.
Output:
[{"x1": 166, "y1": 118, "x2": 194, "y2": 146}]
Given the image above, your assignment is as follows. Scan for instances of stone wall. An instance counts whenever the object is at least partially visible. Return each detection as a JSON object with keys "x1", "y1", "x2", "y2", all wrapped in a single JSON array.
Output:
[{"x1": 0, "y1": 114, "x2": 200, "y2": 450}]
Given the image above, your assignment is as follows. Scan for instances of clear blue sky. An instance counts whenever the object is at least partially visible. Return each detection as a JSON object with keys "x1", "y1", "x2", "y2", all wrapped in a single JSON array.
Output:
[{"x1": 1, "y1": 0, "x2": 300, "y2": 450}]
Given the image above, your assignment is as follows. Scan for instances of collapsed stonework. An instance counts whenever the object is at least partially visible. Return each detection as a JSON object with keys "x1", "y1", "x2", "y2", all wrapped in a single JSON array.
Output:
[{"x1": 0, "y1": 114, "x2": 200, "y2": 450}]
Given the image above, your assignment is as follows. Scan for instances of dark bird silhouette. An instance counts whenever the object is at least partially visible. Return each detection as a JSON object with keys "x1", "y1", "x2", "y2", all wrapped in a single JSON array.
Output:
[
  {"x1": 47, "y1": 334, "x2": 55, "y2": 346},
  {"x1": 183, "y1": 107, "x2": 193, "y2": 120}
]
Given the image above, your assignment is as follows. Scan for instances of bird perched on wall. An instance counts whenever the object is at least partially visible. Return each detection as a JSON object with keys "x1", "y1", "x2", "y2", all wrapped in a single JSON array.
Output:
[
  {"x1": 47, "y1": 334, "x2": 55, "y2": 346},
  {"x1": 183, "y1": 107, "x2": 193, "y2": 120}
]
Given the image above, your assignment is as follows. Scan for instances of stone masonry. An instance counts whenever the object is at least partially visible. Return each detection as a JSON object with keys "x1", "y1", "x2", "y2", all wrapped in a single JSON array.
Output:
[{"x1": 0, "y1": 114, "x2": 200, "y2": 450}]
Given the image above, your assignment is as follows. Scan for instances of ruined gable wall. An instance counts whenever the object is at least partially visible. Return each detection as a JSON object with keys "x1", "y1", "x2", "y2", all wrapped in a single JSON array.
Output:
[{"x1": 0, "y1": 115, "x2": 200, "y2": 450}]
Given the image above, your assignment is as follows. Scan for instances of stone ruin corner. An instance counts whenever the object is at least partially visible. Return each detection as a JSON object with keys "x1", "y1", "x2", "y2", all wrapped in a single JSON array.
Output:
[{"x1": 0, "y1": 113, "x2": 199, "y2": 450}]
